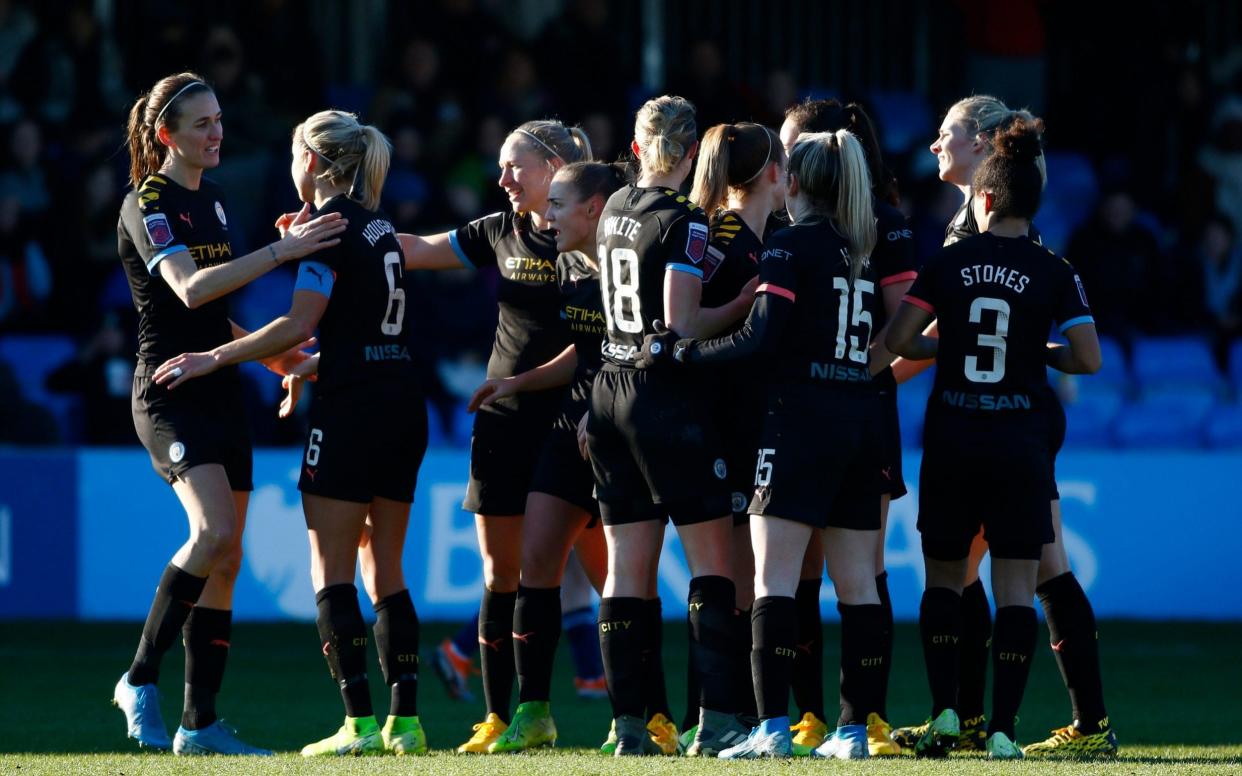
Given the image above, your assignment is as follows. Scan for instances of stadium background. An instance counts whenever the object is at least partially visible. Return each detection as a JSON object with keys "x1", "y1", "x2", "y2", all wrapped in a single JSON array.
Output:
[{"x1": 0, "y1": 0, "x2": 1241, "y2": 626}]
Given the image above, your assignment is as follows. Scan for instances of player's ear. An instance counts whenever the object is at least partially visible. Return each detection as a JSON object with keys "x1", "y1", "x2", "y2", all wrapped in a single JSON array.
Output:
[
  {"x1": 685, "y1": 140, "x2": 699, "y2": 163},
  {"x1": 586, "y1": 194, "x2": 602, "y2": 219},
  {"x1": 983, "y1": 190, "x2": 994, "y2": 214},
  {"x1": 630, "y1": 138, "x2": 641, "y2": 159},
  {"x1": 155, "y1": 124, "x2": 173, "y2": 148},
  {"x1": 786, "y1": 172, "x2": 800, "y2": 198}
]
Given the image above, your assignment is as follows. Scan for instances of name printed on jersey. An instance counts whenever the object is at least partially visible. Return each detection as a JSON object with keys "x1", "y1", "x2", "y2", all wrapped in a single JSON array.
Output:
[{"x1": 959, "y1": 264, "x2": 1030, "y2": 292}]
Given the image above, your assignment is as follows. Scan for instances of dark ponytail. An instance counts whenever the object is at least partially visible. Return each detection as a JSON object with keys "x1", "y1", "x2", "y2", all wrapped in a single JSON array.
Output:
[
  {"x1": 784, "y1": 98, "x2": 899, "y2": 206},
  {"x1": 971, "y1": 115, "x2": 1046, "y2": 220},
  {"x1": 124, "y1": 72, "x2": 212, "y2": 188}
]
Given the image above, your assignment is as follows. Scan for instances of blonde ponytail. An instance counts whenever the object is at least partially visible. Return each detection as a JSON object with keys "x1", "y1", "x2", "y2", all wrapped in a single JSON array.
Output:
[
  {"x1": 633, "y1": 95, "x2": 697, "y2": 177},
  {"x1": 833, "y1": 130, "x2": 876, "y2": 281},
  {"x1": 296, "y1": 110, "x2": 392, "y2": 210},
  {"x1": 689, "y1": 124, "x2": 731, "y2": 215}
]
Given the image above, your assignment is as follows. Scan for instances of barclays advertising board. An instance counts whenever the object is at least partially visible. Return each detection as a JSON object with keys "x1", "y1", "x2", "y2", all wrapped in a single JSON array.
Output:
[{"x1": 1, "y1": 448, "x2": 1240, "y2": 620}]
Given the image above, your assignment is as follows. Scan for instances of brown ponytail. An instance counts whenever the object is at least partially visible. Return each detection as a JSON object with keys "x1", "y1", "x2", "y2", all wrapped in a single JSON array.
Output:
[{"x1": 689, "y1": 122, "x2": 780, "y2": 215}]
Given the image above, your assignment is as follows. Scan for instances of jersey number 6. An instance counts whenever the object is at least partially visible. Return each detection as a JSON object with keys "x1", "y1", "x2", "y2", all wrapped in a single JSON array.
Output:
[{"x1": 381, "y1": 251, "x2": 406, "y2": 336}]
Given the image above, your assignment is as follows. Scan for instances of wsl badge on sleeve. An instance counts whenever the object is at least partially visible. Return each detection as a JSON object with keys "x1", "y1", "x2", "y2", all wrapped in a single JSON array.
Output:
[
  {"x1": 685, "y1": 221, "x2": 709, "y2": 265},
  {"x1": 143, "y1": 213, "x2": 174, "y2": 249}
]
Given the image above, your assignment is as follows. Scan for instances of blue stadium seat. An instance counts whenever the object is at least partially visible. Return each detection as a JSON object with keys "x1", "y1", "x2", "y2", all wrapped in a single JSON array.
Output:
[
  {"x1": 0, "y1": 334, "x2": 82, "y2": 442},
  {"x1": 1037, "y1": 151, "x2": 1099, "y2": 253},
  {"x1": 1073, "y1": 336, "x2": 1131, "y2": 396},
  {"x1": 867, "y1": 90, "x2": 932, "y2": 155},
  {"x1": 1131, "y1": 336, "x2": 1222, "y2": 392},
  {"x1": 1230, "y1": 340, "x2": 1242, "y2": 392},
  {"x1": 1062, "y1": 392, "x2": 1122, "y2": 448},
  {"x1": 1112, "y1": 391, "x2": 1215, "y2": 448},
  {"x1": 1205, "y1": 403, "x2": 1242, "y2": 448}
]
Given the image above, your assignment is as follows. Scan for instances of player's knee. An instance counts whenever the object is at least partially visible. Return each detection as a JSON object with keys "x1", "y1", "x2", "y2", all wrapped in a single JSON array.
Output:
[
  {"x1": 211, "y1": 544, "x2": 244, "y2": 583},
  {"x1": 191, "y1": 522, "x2": 236, "y2": 561}
]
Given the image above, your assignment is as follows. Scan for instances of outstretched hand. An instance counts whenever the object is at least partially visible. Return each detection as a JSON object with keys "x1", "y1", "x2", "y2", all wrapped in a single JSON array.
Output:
[{"x1": 467, "y1": 377, "x2": 518, "y2": 412}]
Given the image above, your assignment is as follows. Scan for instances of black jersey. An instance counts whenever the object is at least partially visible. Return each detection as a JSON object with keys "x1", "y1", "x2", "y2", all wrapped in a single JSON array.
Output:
[
  {"x1": 298, "y1": 195, "x2": 414, "y2": 395},
  {"x1": 944, "y1": 193, "x2": 1041, "y2": 246},
  {"x1": 117, "y1": 174, "x2": 236, "y2": 366},
  {"x1": 450, "y1": 209, "x2": 570, "y2": 392},
  {"x1": 685, "y1": 219, "x2": 881, "y2": 387},
  {"x1": 872, "y1": 200, "x2": 918, "y2": 390},
  {"x1": 700, "y1": 210, "x2": 762, "y2": 309},
  {"x1": 905, "y1": 232, "x2": 1093, "y2": 415},
  {"x1": 596, "y1": 185, "x2": 710, "y2": 366},
  {"x1": 556, "y1": 250, "x2": 605, "y2": 419}
]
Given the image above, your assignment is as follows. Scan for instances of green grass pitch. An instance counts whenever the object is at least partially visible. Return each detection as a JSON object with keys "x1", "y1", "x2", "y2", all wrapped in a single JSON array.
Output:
[{"x1": 2, "y1": 620, "x2": 1239, "y2": 774}]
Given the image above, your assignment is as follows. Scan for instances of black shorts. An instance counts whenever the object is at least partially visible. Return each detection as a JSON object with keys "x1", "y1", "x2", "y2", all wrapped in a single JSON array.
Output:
[
  {"x1": 588, "y1": 367, "x2": 730, "y2": 526},
  {"x1": 530, "y1": 417, "x2": 600, "y2": 520},
  {"x1": 463, "y1": 391, "x2": 560, "y2": 515},
  {"x1": 748, "y1": 383, "x2": 882, "y2": 530},
  {"x1": 918, "y1": 409, "x2": 1055, "y2": 561},
  {"x1": 298, "y1": 387, "x2": 427, "y2": 504},
  {"x1": 877, "y1": 388, "x2": 907, "y2": 500},
  {"x1": 132, "y1": 363, "x2": 253, "y2": 491}
]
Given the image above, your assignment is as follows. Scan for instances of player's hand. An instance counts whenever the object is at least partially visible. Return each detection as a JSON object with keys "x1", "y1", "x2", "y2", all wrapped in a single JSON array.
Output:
[
  {"x1": 274, "y1": 203, "x2": 311, "y2": 237},
  {"x1": 636, "y1": 320, "x2": 683, "y2": 369},
  {"x1": 274, "y1": 208, "x2": 348, "y2": 261},
  {"x1": 738, "y1": 275, "x2": 759, "y2": 300},
  {"x1": 153, "y1": 351, "x2": 220, "y2": 389},
  {"x1": 262, "y1": 337, "x2": 317, "y2": 376},
  {"x1": 576, "y1": 411, "x2": 590, "y2": 460},
  {"x1": 467, "y1": 377, "x2": 518, "y2": 412}
]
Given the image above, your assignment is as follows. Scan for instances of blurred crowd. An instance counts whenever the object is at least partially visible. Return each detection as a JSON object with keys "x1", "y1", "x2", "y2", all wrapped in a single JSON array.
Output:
[{"x1": 0, "y1": 0, "x2": 1239, "y2": 445}]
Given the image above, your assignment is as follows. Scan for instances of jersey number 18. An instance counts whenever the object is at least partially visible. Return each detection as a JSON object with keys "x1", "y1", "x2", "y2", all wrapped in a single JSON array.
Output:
[{"x1": 599, "y1": 246, "x2": 644, "y2": 334}]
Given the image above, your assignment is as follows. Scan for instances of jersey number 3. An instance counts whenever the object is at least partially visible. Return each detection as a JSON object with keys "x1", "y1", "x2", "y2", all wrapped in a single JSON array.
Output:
[
  {"x1": 382, "y1": 251, "x2": 406, "y2": 336},
  {"x1": 965, "y1": 296, "x2": 1009, "y2": 383},
  {"x1": 599, "y1": 246, "x2": 643, "y2": 334}
]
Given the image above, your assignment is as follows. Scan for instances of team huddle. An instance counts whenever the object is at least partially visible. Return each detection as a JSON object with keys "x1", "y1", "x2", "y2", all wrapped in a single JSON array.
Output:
[{"x1": 110, "y1": 69, "x2": 1117, "y2": 761}]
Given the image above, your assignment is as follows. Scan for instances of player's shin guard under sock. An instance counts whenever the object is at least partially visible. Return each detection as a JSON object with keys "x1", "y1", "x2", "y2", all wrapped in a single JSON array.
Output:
[
  {"x1": 1037, "y1": 572, "x2": 1108, "y2": 731},
  {"x1": 919, "y1": 587, "x2": 963, "y2": 717},
  {"x1": 688, "y1": 576, "x2": 737, "y2": 713},
  {"x1": 642, "y1": 597, "x2": 672, "y2": 720},
  {"x1": 959, "y1": 579, "x2": 992, "y2": 722},
  {"x1": 876, "y1": 572, "x2": 894, "y2": 720},
  {"x1": 316, "y1": 584, "x2": 373, "y2": 718},
  {"x1": 563, "y1": 605, "x2": 603, "y2": 680},
  {"x1": 374, "y1": 589, "x2": 420, "y2": 717},
  {"x1": 479, "y1": 588, "x2": 517, "y2": 723},
  {"x1": 751, "y1": 596, "x2": 796, "y2": 720},
  {"x1": 837, "y1": 603, "x2": 886, "y2": 726},
  {"x1": 514, "y1": 585, "x2": 561, "y2": 703},
  {"x1": 733, "y1": 607, "x2": 758, "y2": 719},
  {"x1": 989, "y1": 606, "x2": 1037, "y2": 739},
  {"x1": 181, "y1": 607, "x2": 231, "y2": 730},
  {"x1": 599, "y1": 597, "x2": 646, "y2": 718},
  {"x1": 792, "y1": 577, "x2": 825, "y2": 720},
  {"x1": 128, "y1": 564, "x2": 207, "y2": 686}
]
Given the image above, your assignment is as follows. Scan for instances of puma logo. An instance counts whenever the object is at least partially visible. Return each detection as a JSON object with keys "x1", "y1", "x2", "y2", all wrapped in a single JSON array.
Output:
[
  {"x1": 478, "y1": 636, "x2": 504, "y2": 652},
  {"x1": 512, "y1": 631, "x2": 535, "y2": 644},
  {"x1": 209, "y1": 639, "x2": 231, "y2": 648},
  {"x1": 1051, "y1": 639, "x2": 1065, "y2": 652},
  {"x1": 179, "y1": 212, "x2": 193, "y2": 229},
  {"x1": 306, "y1": 264, "x2": 328, "y2": 285},
  {"x1": 322, "y1": 641, "x2": 331, "y2": 656},
  {"x1": 881, "y1": 466, "x2": 892, "y2": 480},
  {"x1": 304, "y1": 466, "x2": 317, "y2": 481},
  {"x1": 796, "y1": 641, "x2": 814, "y2": 654}
]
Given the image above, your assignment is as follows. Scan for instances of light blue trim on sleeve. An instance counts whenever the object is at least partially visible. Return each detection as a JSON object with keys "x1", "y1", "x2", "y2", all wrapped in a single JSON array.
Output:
[
  {"x1": 295, "y1": 261, "x2": 335, "y2": 298},
  {"x1": 1059, "y1": 315, "x2": 1095, "y2": 333},
  {"x1": 666, "y1": 262, "x2": 704, "y2": 279},
  {"x1": 447, "y1": 230, "x2": 474, "y2": 269},
  {"x1": 147, "y1": 244, "x2": 188, "y2": 276}
]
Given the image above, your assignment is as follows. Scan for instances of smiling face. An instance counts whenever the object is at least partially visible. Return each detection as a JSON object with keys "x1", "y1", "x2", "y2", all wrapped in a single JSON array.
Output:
[
  {"x1": 160, "y1": 90, "x2": 223, "y2": 172},
  {"x1": 930, "y1": 110, "x2": 981, "y2": 186},
  {"x1": 497, "y1": 134, "x2": 556, "y2": 215},
  {"x1": 545, "y1": 177, "x2": 597, "y2": 253}
]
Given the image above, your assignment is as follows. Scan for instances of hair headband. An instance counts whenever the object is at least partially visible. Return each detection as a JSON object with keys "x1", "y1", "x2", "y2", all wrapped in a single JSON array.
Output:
[
  {"x1": 154, "y1": 81, "x2": 207, "y2": 127},
  {"x1": 738, "y1": 126, "x2": 774, "y2": 185},
  {"x1": 515, "y1": 128, "x2": 563, "y2": 161}
]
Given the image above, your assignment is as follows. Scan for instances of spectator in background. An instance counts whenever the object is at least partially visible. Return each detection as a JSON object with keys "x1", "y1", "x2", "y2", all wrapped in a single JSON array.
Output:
[
  {"x1": 1196, "y1": 213, "x2": 1242, "y2": 368},
  {"x1": 0, "y1": 118, "x2": 51, "y2": 218},
  {"x1": 534, "y1": 0, "x2": 627, "y2": 119},
  {"x1": 0, "y1": 0, "x2": 38, "y2": 123},
  {"x1": 372, "y1": 38, "x2": 464, "y2": 169},
  {"x1": 45, "y1": 311, "x2": 135, "y2": 444},
  {"x1": 1066, "y1": 188, "x2": 1162, "y2": 349},
  {"x1": 0, "y1": 193, "x2": 51, "y2": 329},
  {"x1": 384, "y1": 118, "x2": 434, "y2": 230},
  {"x1": 1197, "y1": 96, "x2": 1242, "y2": 240}
]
